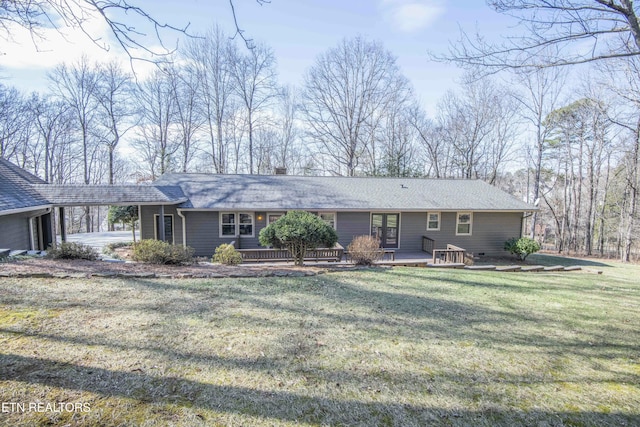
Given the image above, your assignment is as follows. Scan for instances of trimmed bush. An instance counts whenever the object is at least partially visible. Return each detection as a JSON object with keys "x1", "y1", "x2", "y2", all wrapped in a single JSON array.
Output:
[
  {"x1": 259, "y1": 211, "x2": 338, "y2": 266},
  {"x1": 504, "y1": 237, "x2": 541, "y2": 261},
  {"x1": 347, "y1": 235, "x2": 383, "y2": 266},
  {"x1": 132, "y1": 239, "x2": 194, "y2": 265},
  {"x1": 212, "y1": 243, "x2": 243, "y2": 265},
  {"x1": 47, "y1": 242, "x2": 98, "y2": 261}
]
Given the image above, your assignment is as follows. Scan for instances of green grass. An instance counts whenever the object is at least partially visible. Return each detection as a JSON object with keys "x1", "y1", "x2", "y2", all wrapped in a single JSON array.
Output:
[{"x1": 0, "y1": 259, "x2": 639, "y2": 426}]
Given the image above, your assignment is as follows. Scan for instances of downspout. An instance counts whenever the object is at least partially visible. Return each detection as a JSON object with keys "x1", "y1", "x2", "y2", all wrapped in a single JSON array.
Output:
[
  {"x1": 177, "y1": 209, "x2": 187, "y2": 248},
  {"x1": 137, "y1": 205, "x2": 142, "y2": 242}
]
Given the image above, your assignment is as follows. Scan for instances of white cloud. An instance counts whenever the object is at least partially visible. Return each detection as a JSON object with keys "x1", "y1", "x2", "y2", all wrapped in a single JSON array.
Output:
[
  {"x1": 380, "y1": 0, "x2": 445, "y2": 33},
  {"x1": 0, "y1": 15, "x2": 117, "y2": 70}
]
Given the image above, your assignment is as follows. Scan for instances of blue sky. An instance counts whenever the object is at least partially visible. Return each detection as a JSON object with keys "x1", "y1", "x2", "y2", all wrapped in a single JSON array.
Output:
[{"x1": 0, "y1": 0, "x2": 512, "y2": 113}]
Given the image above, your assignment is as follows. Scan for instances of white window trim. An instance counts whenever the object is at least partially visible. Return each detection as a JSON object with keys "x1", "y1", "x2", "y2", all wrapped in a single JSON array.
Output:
[
  {"x1": 153, "y1": 214, "x2": 175, "y2": 244},
  {"x1": 456, "y1": 212, "x2": 473, "y2": 236},
  {"x1": 318, "y1": 211, "x2": 337, "y2": 230},
  {"x1": 426, "y1": 212, "x2": 441, "y2": 231},
  {"x1": 219, "y1": 212, "x2": 255, "y2": 238}
]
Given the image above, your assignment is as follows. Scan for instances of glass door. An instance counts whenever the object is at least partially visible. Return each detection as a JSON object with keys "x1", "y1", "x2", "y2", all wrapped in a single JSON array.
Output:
[{"x1": 371, "y1": 213, "x2": 400, "y2": 248}]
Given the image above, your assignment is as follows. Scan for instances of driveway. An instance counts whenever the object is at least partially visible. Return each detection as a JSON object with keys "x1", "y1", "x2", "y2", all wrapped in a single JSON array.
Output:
[{"x1": 64, "y1": 231, "x2": 139, "y2": 252}]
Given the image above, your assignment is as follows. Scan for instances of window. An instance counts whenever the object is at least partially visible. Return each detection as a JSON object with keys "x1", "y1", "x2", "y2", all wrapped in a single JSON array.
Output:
[
  {"x1": 220, "y1": 212, "x2": 254, "y2": 237},
  {"x1": 456, "y1": 212, "x2": 473, "y2": 235},
  {"x1": 154, "y1": 214, "x2": 174, "y2": 243},
  {"x1": 267, "y1": 213, "x2": 284, "y2": 224},
  {"x1": 319, "y1": 212, "x2": 336, "y2": 229},
  {"x1": 426, "y1": 212, "x2": 440, "y2": 231},
  {"x1": 238, "y1": 213, "x2": 253, "y2": 236}
]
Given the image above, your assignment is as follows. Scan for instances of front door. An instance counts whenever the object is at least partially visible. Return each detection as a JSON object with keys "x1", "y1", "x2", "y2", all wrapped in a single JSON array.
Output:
[{"x1": 371, "y1": 213, "x2": 400, "y2": 248}]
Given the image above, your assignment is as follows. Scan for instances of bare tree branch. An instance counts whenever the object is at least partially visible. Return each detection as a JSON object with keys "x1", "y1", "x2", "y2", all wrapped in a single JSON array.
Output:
[
  {"x1": 434, "y1": 0, "x2": 640, "y2": 71},
  {"x1": 229, "y1": 0, "x2": 270, "y2": 49},
  {"x1": 0, "y1": 0, "x2": 193, "y2": 62}
]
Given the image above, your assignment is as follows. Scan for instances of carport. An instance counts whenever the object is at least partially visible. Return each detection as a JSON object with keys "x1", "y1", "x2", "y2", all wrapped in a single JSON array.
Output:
[{"x1": 32, "y1": 184, "x2": 187, "y2": 245}]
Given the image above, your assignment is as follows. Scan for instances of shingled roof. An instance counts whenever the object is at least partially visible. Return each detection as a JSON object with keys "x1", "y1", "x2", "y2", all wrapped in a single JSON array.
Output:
[
  {"x1": 0, "y1": 158, "x2": 51, "y2": 214},
  {"x1": 153, "y1": 173, "x2": 535, "y2": 212},
  {"x1": 33, "y1": 184, "x2": 187, "y2": 206}
]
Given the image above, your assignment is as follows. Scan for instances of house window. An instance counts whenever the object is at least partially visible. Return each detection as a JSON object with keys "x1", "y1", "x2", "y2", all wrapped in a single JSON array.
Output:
[
  {"x1": 220, "y1": 212, "x2": 254, "y2": 237},
  {"x1": 267, "y1": 213, "x2": 284, "y2": 224},
  {"x1": 319, "y1": 212, "x2": 336, "y2": 229},
  {"x1": 456, "y1": 212, "x2": 473, "y2": 235},
  {"x1": 154, "y1": 214, "x2": 174, "y2": 243},
  {"x1": 426, "y1": 212, "x2": 440, "y2": 231}
]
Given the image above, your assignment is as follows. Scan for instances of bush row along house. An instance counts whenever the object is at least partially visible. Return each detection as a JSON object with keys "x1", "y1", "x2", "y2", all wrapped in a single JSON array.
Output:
[{"x1": 1, "y1": 158, "x2": 536, "y2": 258}]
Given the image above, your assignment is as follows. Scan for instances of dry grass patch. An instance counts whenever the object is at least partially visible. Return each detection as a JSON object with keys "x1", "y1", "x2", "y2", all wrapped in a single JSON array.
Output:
[{"x1": 0, "y1": 259, "x2": 639, "y2": 426}]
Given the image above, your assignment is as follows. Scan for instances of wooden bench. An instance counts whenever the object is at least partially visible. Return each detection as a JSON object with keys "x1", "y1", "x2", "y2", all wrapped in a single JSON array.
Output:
[{"x1": 237, "y1": 244, "x2": 344, "y2": 263}]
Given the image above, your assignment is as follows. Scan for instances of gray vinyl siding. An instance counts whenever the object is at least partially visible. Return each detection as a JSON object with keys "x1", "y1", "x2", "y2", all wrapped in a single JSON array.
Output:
[
  {"x1": 423, "y1": 211, "x2": 523, "y2": 256},
  {"x1": 182, "y1": 211, "x2": 264, "y2": 257},
  {"x1": 0, "y1": 213, "x2": 31, "y2": 250},
  {"x1": 140, "y1": 207, "x2": 524, "y2": 258},
  {"x1": 139, "y1": 205, "x2": 184, "y2": 246},
  {"x1": 336, "y1": 212, "x2": 370, "y2": 248},
  {"x1": 398, "y1": 212, "x2": 426, "y2": 252}
]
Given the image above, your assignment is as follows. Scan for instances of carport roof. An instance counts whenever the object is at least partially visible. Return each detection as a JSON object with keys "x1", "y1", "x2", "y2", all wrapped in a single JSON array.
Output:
[{"x1": 32, "y1": 184, "x2": 186, "y2": 206}]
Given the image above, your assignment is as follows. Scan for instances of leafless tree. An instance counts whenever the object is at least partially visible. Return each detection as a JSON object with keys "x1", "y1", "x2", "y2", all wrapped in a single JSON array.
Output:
[
  {"x1": 408, "y1": 106, "x2": 450, "y2": 178},
  {"x1": 301, "y1": 36, "x2": 413, "y2": 176},
  {"x1": 185, "y1": 25, "x2": 238, "y2": 173},
  {"x1": 436, "y1": 76, "x2": 519, "y2": 181},
  {"x1": 439, "y1": 0, "x2": 640, "y2": 71},
  {"x1": 49, "y1": 55, "x2": 101, "y2": 231},
  {"x1": 93, "y1": 61, "x2": 136, "y2": 185},
  {"x1": 0, "y1": 84, "x2": 28, "y2": 161},
  {"x1": 512, "y1": 66, "x2": 566, "y2": 238},
  {"x1": 29, "y1": 94, "x2": 76, "y2": 184},
  {"x1": 164, "y1": 62, "x2": 203, "y2": 173},
  {"x1": 229, "y1": 42, "x2": 279, "y2": 174},
  {"x1": 133, "y1": 67, "x2": 180, "y2": 179},
  {"x1": 273, "y1": 85, "x2": 304, "y2": 173}
]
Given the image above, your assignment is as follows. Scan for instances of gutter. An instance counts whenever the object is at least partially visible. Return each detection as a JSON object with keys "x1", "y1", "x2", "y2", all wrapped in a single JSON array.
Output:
[{"x1": 0, "y1": 204, "x2": 53, "y2": 216}]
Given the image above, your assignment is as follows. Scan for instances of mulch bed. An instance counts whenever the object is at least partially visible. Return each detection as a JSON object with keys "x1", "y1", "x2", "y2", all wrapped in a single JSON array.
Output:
[{"x1": 0, "y1": 257, "x2": 330, "y2": 279}]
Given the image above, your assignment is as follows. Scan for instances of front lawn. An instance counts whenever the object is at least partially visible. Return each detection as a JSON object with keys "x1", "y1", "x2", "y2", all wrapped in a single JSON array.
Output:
[{"x1": 1, "y1": 260, "x2": 638, "y2": 426}]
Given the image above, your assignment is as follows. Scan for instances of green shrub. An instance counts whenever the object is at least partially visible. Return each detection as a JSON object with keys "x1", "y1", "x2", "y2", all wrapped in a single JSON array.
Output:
[
  {"x1": 132, "y1": 239, "x2": 194, "y2": 265},
  {"x1": 212, "y1": 243, "x2": 242, "y2": 265},
  {"x1": 504, "y1": 237, "x2": 541, "y2": 261},
  {"x1": 47, "y1": 242, "x2": 99, "y2": 261},
  {"x1": 259, "y1": 211, "x2": 338, "y2": 266},
  {"x1": 347, "y1": 235, "x2": 383, "y2": 266}
]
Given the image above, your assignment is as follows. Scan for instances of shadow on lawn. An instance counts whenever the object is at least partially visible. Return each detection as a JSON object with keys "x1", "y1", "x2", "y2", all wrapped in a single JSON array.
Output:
[
  {"x1": 522, "y1": 253, "x2": 613, "y2": 267},
  {"x1": 2, "y1": 273, "x2": 639, "y2": 425},
  {"x1": 1, "y1": 352, "x2": 637, "y2": 426}
]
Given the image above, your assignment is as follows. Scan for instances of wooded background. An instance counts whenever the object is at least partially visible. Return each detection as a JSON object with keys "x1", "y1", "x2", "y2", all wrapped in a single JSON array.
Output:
[{"x1": 1, "y1": 1, "x2": 638, "y2": 261}]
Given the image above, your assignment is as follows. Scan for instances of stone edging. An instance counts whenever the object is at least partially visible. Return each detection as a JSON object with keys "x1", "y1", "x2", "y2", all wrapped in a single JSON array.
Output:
[{"x1": 0, "y1": 270, "x2": 323, "y2": 279}]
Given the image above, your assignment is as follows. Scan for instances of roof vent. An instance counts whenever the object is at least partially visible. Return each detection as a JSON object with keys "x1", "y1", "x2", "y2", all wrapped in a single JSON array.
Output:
[{"x1": 274, "y1": 167, "x2": 287, "y2": 175}]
